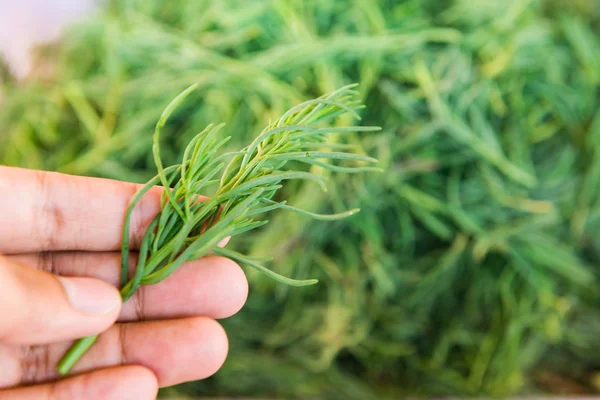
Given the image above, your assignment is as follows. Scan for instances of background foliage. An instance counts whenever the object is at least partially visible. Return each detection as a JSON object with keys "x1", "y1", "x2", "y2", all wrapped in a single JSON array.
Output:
[{"x1": 1, "y1": 0, "x2": 600, "y2": 397}]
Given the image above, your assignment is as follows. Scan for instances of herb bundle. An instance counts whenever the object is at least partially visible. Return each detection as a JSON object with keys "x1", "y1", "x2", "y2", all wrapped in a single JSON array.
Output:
[{"x1": 56, "y1": 84, "x2": 379, "y2": 374}]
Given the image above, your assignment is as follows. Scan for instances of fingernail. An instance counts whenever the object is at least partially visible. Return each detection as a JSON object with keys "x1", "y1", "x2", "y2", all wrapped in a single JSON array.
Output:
[
  {"x1": 57, "y1": 276, "x2": 121, "y2": 315},
  {"x1": 217, "y1": 236, "x2": 231, "y2": 248}
]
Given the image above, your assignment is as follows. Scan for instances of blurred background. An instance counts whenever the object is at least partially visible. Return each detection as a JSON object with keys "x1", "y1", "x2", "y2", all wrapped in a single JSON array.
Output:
[{"x1": 1, "y1": 0, "x2": 600, "y2": 398}]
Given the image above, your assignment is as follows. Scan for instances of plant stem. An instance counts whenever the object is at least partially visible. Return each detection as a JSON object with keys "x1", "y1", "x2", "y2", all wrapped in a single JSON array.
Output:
[
  {"x1": 56, "y1": 335, "x2": 98, "y2": 376},
  {"x1": 57, "y1": 279, "x2": 141, "y2": 375}
]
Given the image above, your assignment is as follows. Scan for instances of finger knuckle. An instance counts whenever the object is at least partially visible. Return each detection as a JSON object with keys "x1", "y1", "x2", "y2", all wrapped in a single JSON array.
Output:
[{"x1": 20, "y1": 344, "x2": 51, "y2": 385}]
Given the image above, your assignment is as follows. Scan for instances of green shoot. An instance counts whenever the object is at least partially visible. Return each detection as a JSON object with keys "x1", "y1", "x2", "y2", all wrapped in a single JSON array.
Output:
[{"x1": 56, "y1": 83, "x2": 380, "y2": 375}]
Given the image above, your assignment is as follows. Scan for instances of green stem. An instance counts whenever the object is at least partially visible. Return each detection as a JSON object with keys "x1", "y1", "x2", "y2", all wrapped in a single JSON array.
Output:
[
  {"x1": 56, "y1": 335, "x2": 98, "y2": 375},
  {"x1": 57, "y1": 283, "x2": 138, "y2": 375}
]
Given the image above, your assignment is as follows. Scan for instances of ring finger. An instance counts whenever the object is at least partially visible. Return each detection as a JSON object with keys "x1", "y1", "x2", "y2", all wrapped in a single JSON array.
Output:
[{"x1": 1, "y1": 316, "x2": 228, "y2": 388}]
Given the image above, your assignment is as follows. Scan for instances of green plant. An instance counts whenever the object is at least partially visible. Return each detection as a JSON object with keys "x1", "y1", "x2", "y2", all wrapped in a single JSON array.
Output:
[{"x1": 56, "y1": 83, "x2": 380, "y2": 374}]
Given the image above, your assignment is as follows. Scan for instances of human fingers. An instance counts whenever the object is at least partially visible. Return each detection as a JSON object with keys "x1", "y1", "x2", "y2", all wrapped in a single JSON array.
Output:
[
  {"x1": 9, "y1": 253, "x2": 248, "y2": 321},
  {"x1": 0, "y1": 366, "x2": 158, "y2": 400},
  {"x1": 0, "y1": 166, "x2": 225, "y2": 254},
  {"x1": 1, "y1": 317, "x2": 227, "y2": 388},
  {"x1": 0, "y1": 255, "x2": 121, "y2": 345}
]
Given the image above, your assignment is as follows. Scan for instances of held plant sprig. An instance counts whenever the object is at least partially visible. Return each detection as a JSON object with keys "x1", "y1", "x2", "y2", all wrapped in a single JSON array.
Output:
[{"x1": 56, "y1": 83, "x2": 381, "y2": 374}]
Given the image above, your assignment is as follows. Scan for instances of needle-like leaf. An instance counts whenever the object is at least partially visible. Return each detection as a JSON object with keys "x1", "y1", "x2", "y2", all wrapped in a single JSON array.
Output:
[{"x1": 57, "y1": 84, "x2": 380, "y2": 375}]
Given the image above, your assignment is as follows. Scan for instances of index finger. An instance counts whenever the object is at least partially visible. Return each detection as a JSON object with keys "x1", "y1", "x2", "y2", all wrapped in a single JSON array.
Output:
[{"x1": 0, "y1": 166, "x2": 167, "y2": 253}]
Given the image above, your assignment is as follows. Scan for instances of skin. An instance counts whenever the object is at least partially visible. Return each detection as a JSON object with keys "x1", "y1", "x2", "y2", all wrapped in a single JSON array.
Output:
[{"x1": 0, "y1": 166, "x2": 249, "y2": 399}]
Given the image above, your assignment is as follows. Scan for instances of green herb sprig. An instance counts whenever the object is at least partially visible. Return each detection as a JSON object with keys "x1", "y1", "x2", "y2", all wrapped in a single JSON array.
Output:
[{"x1": 56, "y1": 83, "x2": 380, "y2": 375}]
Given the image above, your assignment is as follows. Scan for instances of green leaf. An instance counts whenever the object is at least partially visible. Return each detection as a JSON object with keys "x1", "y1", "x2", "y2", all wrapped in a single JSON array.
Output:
[{"x1": 214, "y1": 247, "x2": 318, "y2": 287}]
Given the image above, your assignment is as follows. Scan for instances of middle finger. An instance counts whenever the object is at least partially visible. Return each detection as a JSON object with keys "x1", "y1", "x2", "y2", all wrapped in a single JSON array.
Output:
[{"x1": 8, "y1": 253, "x2": 248, "y2": 322}]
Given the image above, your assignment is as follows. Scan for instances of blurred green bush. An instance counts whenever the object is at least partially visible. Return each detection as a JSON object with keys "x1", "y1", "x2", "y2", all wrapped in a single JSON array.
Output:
[{"x1": 1, "y1": 0, "x2": 600, "y2": 397}]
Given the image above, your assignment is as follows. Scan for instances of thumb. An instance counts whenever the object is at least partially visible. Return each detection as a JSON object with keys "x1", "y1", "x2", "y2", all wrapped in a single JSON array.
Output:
[{"x1": 0, "y1": 255, "x2": 121, "y2": 345}]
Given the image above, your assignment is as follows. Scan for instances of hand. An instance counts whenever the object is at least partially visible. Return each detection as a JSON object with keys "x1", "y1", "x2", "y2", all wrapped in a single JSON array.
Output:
[{"x1": 0, "y1": 166, "x2": 249, "y2": 399}]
